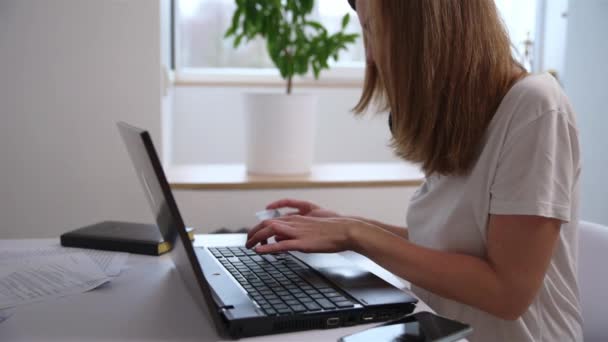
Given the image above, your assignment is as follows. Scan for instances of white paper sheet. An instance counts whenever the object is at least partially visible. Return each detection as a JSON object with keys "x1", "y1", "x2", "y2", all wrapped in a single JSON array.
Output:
[
  {"x1": 0, "y1": 253, "x2": 110, "y2": 310},
  {"x1": 0, "y1": 246, "x2": 128, "y2": 277}
]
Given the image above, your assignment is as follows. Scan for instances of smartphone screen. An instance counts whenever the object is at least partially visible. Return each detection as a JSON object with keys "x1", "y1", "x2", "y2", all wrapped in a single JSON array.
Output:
[{"x1": 340, "y1": 312, "x2": 472, "y2": 342}]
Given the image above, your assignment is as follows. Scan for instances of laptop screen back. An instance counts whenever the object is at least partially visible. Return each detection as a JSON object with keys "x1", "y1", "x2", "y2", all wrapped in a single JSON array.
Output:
[
  {"x1": 116, "y1": 122, "x2": 225, "y2": 332},
  {"x1": 116, "y1": 122, "x2": 177, "y2": 244}
]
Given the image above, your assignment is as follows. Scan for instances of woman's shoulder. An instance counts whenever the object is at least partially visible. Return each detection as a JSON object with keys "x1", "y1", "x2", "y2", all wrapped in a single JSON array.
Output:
[{"x1": 495, "y1": 72, "x2": 577, "y2": 135}]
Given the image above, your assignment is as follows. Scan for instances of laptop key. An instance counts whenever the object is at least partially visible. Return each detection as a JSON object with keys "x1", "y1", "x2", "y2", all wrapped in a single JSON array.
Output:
[
  {"x1": 310, "y1": 293, "x2": 324, "y2": 299},
  {"x1": 303, "y1": 302, "x2": 321, "y2": 311},
  {"x1": 262, "y1": 255, "x2": 277, "y2": 262},
  {"x1": 290, "y1": 290, "x2": 305, "y2": 296},
  {"x1": 276, "y1": 307, "x2": 292, "y2": 315},
  {"x1": 316, "y1": 299, "x2": 336, "y2": 310},
  {"x1": 297, "y1": 269, "x2": 329, "y2": 286},
  {"x1": 264, "y1": 308, "x2": 277, "y2": 315},
  {"x1": 335, "y1": 301, "x2": 354, "y2": 308},
  {"x1": 330, "y1": 296, "x2": 349, "y2": 303},
  {"x1": 291, "y1": 304, "x2": 307, "y2": 313},
  {"x1": 284, "y1": 300, "x2": 300, "y2": 306}
]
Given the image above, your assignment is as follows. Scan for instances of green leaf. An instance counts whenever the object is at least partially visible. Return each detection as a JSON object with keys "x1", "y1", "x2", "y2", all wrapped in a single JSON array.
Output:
[
  {"x1": 277, "y1": 57, "x2": 288, "y2": 78},
  {"x1": 222, "y1": 0, "x2": 359, "y2": 84},
  {"x1": 341, "y1": 13, "x2": 350, "y2": 29},
  {"x1": 224, "y1": 9, "x2": 239, "y2": 37},
  {"x1": 233, "y1": 34, "x2": 244, "y2": 48},
  {"x1": 305, "y1": 21, "x2": 325, "y2": 32},
  {"x1": 302, "y1": 0, "x2": 314, "y2": 13}
]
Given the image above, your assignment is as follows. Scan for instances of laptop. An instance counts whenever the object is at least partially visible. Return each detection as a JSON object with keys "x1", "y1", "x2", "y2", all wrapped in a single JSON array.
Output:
[{"x1": 117, "y1": 122, "x2": 417, "y2": 338}]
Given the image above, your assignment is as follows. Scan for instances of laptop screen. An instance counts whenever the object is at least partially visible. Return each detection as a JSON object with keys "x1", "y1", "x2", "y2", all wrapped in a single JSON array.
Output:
[
  {"x1": 116, "y1": 122, "x2": 225, "y2": 332},
  {"x1": 116, "y1": 122, "x2": 178, "y2": 244}
]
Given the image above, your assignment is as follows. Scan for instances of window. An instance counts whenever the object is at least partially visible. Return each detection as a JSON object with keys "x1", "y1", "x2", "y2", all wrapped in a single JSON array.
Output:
[
  {"x1": 176, "y1": 0, "x2": 364, "y2": 70},
  {"x1": 495, "y1": 0, "x2": 539, "y2": 71},
  {"x1": 173, "y1": 0, "x2": 540, "y2": 84}
]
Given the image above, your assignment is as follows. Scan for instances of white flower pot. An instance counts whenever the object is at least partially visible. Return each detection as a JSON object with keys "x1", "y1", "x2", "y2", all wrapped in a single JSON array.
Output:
[{"x1": 245, "y1": 93, "x2": 318, "y2": 175}]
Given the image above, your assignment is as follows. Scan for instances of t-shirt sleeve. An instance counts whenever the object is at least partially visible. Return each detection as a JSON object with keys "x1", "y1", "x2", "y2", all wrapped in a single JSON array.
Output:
[{"x1": 489, "y1": 110, "x2": 579, "y2": 222}]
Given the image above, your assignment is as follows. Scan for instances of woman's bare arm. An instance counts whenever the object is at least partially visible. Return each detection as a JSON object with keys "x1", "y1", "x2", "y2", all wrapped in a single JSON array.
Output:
[
  {"x1": 350, "y1": 214, "x2": 560, "y2": 320},
  {"x1": 347, "y1": 216, "x2": 408, "y2": 239}
]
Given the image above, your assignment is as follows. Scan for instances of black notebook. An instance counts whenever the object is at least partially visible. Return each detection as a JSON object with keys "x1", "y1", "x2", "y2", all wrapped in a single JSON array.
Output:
[{"x1": 60, "y1": 221, "x2": 194, "y2": 256}]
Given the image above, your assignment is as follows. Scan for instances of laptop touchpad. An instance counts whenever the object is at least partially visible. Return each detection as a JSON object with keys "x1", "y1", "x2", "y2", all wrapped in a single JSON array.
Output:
[{"x1": 316, "y1": 266, "x2": 417, "y2": 306}]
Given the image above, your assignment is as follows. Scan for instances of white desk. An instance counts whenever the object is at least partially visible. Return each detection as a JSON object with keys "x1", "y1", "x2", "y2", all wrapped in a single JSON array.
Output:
[{"x1": 0, "y1": 235, "x2": 460, "y2": 342}]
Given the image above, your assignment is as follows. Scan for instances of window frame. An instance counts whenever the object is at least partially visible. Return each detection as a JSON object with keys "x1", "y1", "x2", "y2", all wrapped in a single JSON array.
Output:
[
  {"x1": 170, "y1": 0, "x2": 365, "y2": 87},
  {"x1": 170, "y1": 0, "x2": 546, "y2": 87}
]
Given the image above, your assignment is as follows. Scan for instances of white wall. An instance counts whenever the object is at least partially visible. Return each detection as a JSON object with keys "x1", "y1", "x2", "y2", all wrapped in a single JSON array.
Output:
[
  {"x1": 168, "y1": 84, "x2": 415, "y2": 233},
  {"x1": 563, "y1": 0, "x2": 608, "y2": 225},
  {"x1": 0, "y1": 0, "x2": 414, "y2": 239},
  {"x1": 170, "y1": 85, "x2": 400, "y2": 165},
  {"x1": 0, "y1": 0, "x2": 162, "y2": 238},
  {"x1": 175, "y1": 187, "x2": 417, "y2": 234}
]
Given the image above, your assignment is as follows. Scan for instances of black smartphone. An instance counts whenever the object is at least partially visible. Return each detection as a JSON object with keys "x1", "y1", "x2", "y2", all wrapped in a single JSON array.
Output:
[{"x1": 339, "y1": 311, "x2": 472, "y2": 342}]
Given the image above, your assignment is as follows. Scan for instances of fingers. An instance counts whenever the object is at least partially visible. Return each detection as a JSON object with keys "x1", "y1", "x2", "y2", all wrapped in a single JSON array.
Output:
[
  {"x1": 266, "y1": 198, "x2": 316, "y2": 213},
  {"x1": 255, "y1": 240, "x2": 302, "y2": 254},
  {"x1": 245, "y1": 221, "x2": 292, "y2": 249},
  {"x1": 247, "y1": 219, "x2": 277, "y2": 240},
  {"x1": 247, "y1": 216, "x2": 302, "y2": 242},
  {"x1": 274, "y1": 234, "x2": 290, "y2": 242}
]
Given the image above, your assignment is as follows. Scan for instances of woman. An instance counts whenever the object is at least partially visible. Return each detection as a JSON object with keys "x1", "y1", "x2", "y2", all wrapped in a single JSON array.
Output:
[{"x1": 246, "y1": 1, "x2": 583, "y2": 341}]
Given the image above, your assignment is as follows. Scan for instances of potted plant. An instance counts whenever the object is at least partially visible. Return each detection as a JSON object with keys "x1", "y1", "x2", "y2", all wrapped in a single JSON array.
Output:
[{"x1": 225, "y1": 0, "x2": 358, "y2": 175}]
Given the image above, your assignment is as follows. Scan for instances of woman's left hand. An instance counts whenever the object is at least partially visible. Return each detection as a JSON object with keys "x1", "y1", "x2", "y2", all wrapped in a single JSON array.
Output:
[{"x1": 245, "y1": 215, "x2": 370, "y2": 254}]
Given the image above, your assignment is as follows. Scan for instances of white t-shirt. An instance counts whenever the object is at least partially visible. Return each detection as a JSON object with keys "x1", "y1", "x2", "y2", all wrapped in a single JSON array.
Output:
[{"x1": 406, "y1": 73, "x2": 583, "y2": 342}]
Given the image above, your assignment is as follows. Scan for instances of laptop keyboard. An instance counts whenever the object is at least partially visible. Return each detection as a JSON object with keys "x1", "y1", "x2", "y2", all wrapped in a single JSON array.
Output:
[{"x1": 208, "y1": 247, "x2": 355, "y2": 316}]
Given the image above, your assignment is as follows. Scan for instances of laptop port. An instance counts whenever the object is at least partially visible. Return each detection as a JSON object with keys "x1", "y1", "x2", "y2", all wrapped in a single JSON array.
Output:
[
  {"x1": 378, "y1": 312, "x2": 390, "y2": 320},
  {"x1": 361, "y1": 313, "x2": 375, "y2": 321},
  {"x1": 327, "y1": 317, "x2": 340, "y2": 326}
]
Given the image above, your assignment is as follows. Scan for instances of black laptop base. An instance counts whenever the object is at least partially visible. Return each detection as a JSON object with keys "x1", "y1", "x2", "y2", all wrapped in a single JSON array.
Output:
[
  {"x1": 225, "y1": 302, "x2": 416, "y2": 338},
  {"x1": 207, "y1": 246, "x2": 416, "y2": 338}
]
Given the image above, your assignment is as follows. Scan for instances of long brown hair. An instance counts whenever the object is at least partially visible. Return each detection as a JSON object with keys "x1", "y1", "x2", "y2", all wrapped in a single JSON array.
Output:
[{"x1": 354, "y1": 0, "x2": 525, "y2": 175}]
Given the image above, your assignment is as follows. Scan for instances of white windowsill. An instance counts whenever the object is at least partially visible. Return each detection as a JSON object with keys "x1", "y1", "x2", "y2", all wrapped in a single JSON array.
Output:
[
  {"x1": 173, "y1": 66, "x2": 364, "y2": 88},
  {"x1": 167, "y1": 162, "x2": 424, "y2": 190}
]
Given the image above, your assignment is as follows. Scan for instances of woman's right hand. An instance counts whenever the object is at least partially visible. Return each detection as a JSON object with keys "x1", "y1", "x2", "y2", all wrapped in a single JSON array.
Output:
[{"x1": 266, "y1": 198, "x2": 339, "y2": 218}]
